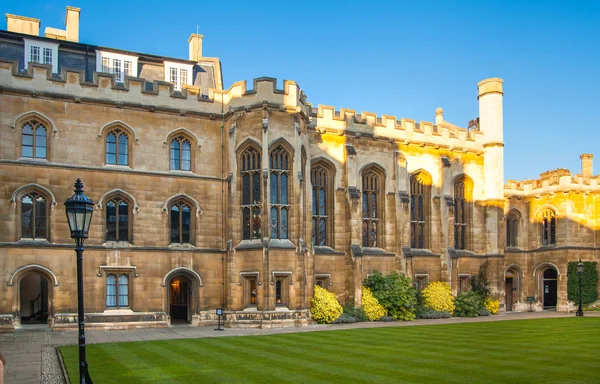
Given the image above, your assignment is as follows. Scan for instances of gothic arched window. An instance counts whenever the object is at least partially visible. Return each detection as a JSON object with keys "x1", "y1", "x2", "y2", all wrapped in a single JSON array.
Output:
[
  {"x1": 410, "y1": 171, "x2": 431, "y2": 249},
  {"x1": 506, "y1": 210, "x2": 520, "y2": 247},
  {"x1": 170, "y1": 135, "x2": 192, "y2": 171},
  {"x1": 540, "y1": 209, "x2": 556, "y2": 246},
  {"x1": 269, "y1": 145, "x2": 290, "y2": 239},
  {"x1": 20, "y1": 191, "x2": 48, "y2": 240},
  {"x1": 106, "y1": 128, "x2": 129, "y2": 165},
  {"x1": 240, "y1": 146, "x2": 262, "y2": 240},
  {"x1": 106, "y1": 196, "x2": 131, "y2": 242},
  {"x1": 311, "y1": 161, "x2": 334, "y2": 247},
  {"x1": 454, "y1": 175, "x2": 473, "y2": 250},
  {"x1": 21, "y1": 120, "x2": 47, "y2": 159},
  {"x1": 362, "y1": 167, "x2": 384, "y2": 248},
  {"x1": 170, "y1": 200, "x2": 192, "y2": 244}
]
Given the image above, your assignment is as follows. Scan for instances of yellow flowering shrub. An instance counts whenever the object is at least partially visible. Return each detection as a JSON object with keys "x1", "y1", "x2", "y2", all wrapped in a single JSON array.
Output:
[
  {"x1": 421, "y1": 282, "x2": 455, "y2": 314},
  {"x1": 361, "y1": 286, "x2": 387, "y2": 321},
  {"x1": 484, "y1": 297, "x2": 499, "y2": 315},
  {"x1": 311, "y1": 285, "x2": 343, "y2": 324}
]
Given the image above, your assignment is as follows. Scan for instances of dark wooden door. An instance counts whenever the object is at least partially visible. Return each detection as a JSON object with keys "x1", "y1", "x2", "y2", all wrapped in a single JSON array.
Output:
[{"x1": 505, "y1": 278, "x2": 513, "y2": 311}]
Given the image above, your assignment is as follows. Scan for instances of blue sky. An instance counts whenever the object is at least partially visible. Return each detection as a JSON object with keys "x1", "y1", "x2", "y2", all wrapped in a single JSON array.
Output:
[{"x1": 3, "y1": 1, "x2": 599, "y2": 181}]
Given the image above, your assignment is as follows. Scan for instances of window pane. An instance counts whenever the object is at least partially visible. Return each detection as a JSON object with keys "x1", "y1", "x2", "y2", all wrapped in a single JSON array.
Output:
[
  {"x1": 31, "y1": 46, "x2": 40, "y2": 63},
  {"x1": 242, "y1": 207, "x2": 250, "y2": 240},
  {"x1": 106, "y1": 133, "x2": 117, "y2": 164},
  {"x1": 106, "y1": 201, "x2": 117, "y2": 241},
  {"x1": 170, "y1": 205, "x2": 180, "y2": 243},
  {"x1": 106, "y1": 275, "x2": 116, "y2": 307},
  {"x1": 170, "y1": 140, "x2": 180, "y2": 170},
  {"x1": 43, "y1": 48, "x2": 52, "y2": 65},
  {"x1": 318, "y1": 189, "x2": 325, "y2": 215},
  {"x1": 118, "y1": 275, "x2": 128, "y2": 307},
  {"x1": 242, "y1": 174, "x2": 250, "y2": 205},
  {"x1": 270, "y1": 173, "x2": 277, "y2": 204},
  {"x1": 362, "y1": 192, "x2": 368, "y2": 218},
  {"x1": 182, "y1": 141, "x2": 191, "y2": 171},
  {"x1": 312, "y1": 189, "x2": 317, "y2": 215},
  {"x1": 252, "y1": 207, "x2": 261, "y2": 239},
  {"x1": 118, "y1": 201, "x2": 128, "y2": 241},
  {"x1": 276, "y1": 280, "x2": 282, "y2": 303},
  {"x1": 281, "y1": 173, "x2": 288, "y2": 204},
  {"x1": 35, "y1": 146, "x2": 46, "y2": 159},
  {"x1": 280, "y1": 208, "x2": 288, "y2": 239},
  {"x1": 21, "y1": 146, "x2": 33, "y2": 158},
  {"x1": 318, "y1": 218, "x2": 326, "y2": 246},
  {"x1": 34, "y1": 196, "x2": 46, "y2": 239},
  {"x1": 252, "y1": 174, "x2": 261, "y2": 204},
  {"x1": 118, "y1": 134, "x2": 128, "y2": 165},
  {"x1": 312, "y1": 218, "x2": 317, "y2": 245},
  {"x1": 362, "y1": 221, "x2": 368, "y2": 247},
  {"x1": 21, "y1": 195, "x2": 33, "y2": 238},
  {"x1": 182, "y1": 205, "x2": 191, "y2": 243},
  {"x1": 370, "y1": 193, "x2": 377, "y2": 218},
  {"x1": 370, "y1": 222, "x2": 377, "y2": 247},
  {"x1": 270, "y1": 207, "x2": 278, "y2": 239}
]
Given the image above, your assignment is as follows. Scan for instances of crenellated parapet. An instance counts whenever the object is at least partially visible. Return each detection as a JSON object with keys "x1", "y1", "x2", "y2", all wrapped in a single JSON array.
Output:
[
  {"x1": 309, "y1": 104, "x2": 485, "y2": 154},
  {"x1": 0, "y1": 60, "x2": 308, "y2": 118},
  {"x1": 505, "y1": 167, "x2": 600, "y2": 197}
]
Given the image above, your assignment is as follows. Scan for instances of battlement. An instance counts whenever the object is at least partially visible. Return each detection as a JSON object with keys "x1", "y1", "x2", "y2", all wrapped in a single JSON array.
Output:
[
  {"x1": 505, "y1": 166, "x2": 600, "y2": 196},
  {"x1": 310, "y1": 104, "x2": 485, "y2": 153},
  {"x1": 0, "y1": 60, "x2": 307, "y2": 117}
]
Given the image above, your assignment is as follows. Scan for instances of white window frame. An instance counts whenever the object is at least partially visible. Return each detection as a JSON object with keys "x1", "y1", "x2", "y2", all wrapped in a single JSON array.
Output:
[
  {"x1": 96, "y1": 50, "x2": 138, "y2": 83},
  {"x1": 164, "y1": 61, "x2": 193, "y2": 91},
  {"x1": 24, "y1": 39, "x2": 59, "y2": 74}
]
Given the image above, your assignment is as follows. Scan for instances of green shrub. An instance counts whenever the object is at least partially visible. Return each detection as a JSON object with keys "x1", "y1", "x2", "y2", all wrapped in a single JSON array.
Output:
[
  {"x1": 361, "y1": 287, "x2": 387, "y2": 321},
  {"x1": 421, "y1": 282, "x2": 455, "y2": 313},
  {"x1": 470, "y1": 261, "x2": 491, "y2": 299},
  {"x1": 454, "y1": 290, "x2": 481, "y2": 317},
  {"x1": 364, "y1": 271, "x2": 417, "y2": 321},
  {"x1": 478, "y1": 308, "x2": 491, "y2": 317},
  {"x1": 342, "y1": 305, "x2": 367, "y2": 322},
  {"x1": 379, "y1": 316, "x2": 396, "y2": 322},
  {"x1": 417, "y1": 308, "x2": 452, "y2": 319},
  {"x1": 567, "y1": 261, "x2": 598, "y2": 306},
  {"x1": 332, "y1": 313, "x2": 360, "y2": 324},
  {"x1": 311, "y1": 285, "x2": 343, "y2": 324}
]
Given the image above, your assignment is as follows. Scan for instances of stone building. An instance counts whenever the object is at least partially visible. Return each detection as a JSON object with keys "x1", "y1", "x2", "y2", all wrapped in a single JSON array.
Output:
[{"x1": 0, "y1": 7, "x2": 598, "y2": 330}]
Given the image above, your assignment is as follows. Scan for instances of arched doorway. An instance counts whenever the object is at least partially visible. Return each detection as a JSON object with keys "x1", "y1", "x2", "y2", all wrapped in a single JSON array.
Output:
[
  {"x1": 504, "y1": 265, "x2": 523, "y2": 312},
  {"x1": 19, "y1": 273, "x2": 49, "y2": 324},
  {"x1": 542, "y1": 268, "x2": 558, "y2": 308},
  {"x1": 169, "y1": 276, "x2": 192, "y2": 323}
]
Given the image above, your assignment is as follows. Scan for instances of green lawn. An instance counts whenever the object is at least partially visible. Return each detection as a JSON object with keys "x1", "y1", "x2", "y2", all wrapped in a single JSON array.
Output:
[{"x1": 59, "y1": 318, "x2": 600, "y2": 384}]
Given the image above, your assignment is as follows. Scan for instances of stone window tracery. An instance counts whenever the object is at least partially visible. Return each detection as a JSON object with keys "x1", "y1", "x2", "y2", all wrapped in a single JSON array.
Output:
[
  {"x1": 506, "y1": 210, "x2": 520, "y2": 247},
  {"x1": 311, "y1": 164, "x2": 332, "y2": 247},
  {"x1": 21, "y1": 120, "x2": 47, "y2": 159},
  {"x1": 106, "y1": 128, "x2": 129, "y2": 166},
  {"x1": 20, "y1": 191, "x2": 48, "y2": 240},
  {"x1": 106, "y1": 196, "x2": 131, "y2": 243},
  {"x1": 454, "y1": 176, "x2": 473, "y2": 250},
  {"x1": 362, "y1": 167, "x2": 383, "y2": 248},
  {"x1": 540, "y1": 209, "x2": 556, "y2": 246},
  {"x1": 170, "y1": 135, "x2": 192, "y2": 171},
  {"x1": 170, "y1": 200, "x2": 193, "y2": 244},
  {"x1": 240, "y1": 146, "x2": 262, "y2": 240},
  {"x1": 269, "y1": 145, "x2": 290, "y2": 240},
  {"x1": 410, "y1": 172, "x2": 431, "y2": 249}
]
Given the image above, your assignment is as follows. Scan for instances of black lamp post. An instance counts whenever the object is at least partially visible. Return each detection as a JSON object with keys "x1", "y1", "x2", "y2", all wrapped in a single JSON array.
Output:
[
  {"x1": 576, "y1": 259, "x2": 584, "y2": 317},
  {"x1": 64, "y1": 179, "x2": 94, "y2": 384}
]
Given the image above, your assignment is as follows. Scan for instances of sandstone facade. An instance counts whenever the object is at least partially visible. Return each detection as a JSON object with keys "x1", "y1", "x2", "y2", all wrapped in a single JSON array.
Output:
[{"x1": 0, "y1": 7, "x2": 598, "y2": 330}]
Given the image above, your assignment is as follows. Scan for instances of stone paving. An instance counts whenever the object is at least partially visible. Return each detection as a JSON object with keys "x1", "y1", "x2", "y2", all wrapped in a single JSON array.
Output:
[{"x1": 1, "y1": 311, "x2": 596, "y2": 384}]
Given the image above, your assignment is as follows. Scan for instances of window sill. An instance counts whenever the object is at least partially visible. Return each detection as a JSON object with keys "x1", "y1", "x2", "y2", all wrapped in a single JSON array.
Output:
[
  {"x1": 235, "y1": 240, "x2": 264, "y2": 250},
  {"x1": 18, "y1": 157, "x2": 49, "y2": 163},
  {"x1": 103, "y1": 164, "x2": 132, "y2": 170},
  {"x1": 169, "y1": 170, "x2": 195, "y2": 175},
  {"x1": 361, "y1": 247, "x2": 395, "y2": 256},
  {"x1": 17, "y1": 238, "x2": 50, "y2": 245},
  {"x1": 102, "y1": 308, "x2": 134, "y2": 315},
  {"x1": 168, "y1": 243, "x2": 195, "y2": 249},
  {"x1": 269, "y1": 239, "x2": 296, "y2": 249},
  {"x1": 103, "y1": 241, "x2": 133, "y2": 248},
  {"x1": 243, "y1": 305, "x2": 258, "y2": 312},
  {"x1": 313, "y1": 246, "x2": 345, "y2": 255}
]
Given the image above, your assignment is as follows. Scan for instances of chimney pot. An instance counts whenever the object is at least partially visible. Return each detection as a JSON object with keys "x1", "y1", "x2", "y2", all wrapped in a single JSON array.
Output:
[{"x1": 65, "y1": 6, "x2": 80, "y2": 42}]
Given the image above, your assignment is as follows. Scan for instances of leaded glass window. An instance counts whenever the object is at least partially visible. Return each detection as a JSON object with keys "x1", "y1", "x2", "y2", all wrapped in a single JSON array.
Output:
[
  {"x1": 269, "y1": 146, "x2": 290, "y2": 239},
  {"x1": 410, "y1": 173, "x2": 430, "y2": 249},
  {"x1": 170, "y1": 136, "x2": 192, "y2": 171},
  {"x1": 362, "y1": 170, "x2": 381, "y2": 247},
  {"x1": 454, "y1": 177, "x2": 472, "y2": 250},
  {"x1": 170, "y1": 201, "x2": 192, "y2": 244},
  {"x1": 541, "y1": 210, "x2": 556, "y2": 245},
  {"x1": 106, "y1": 197, "x2": 130, "y2": 242},
  {"x1": 21, "y1": 120, "x2": 47, "y2": 159},
  {"x1": 311, "y1": 165, "x2": 329, "y2": 246},
  {"x1": 106, "y1": 128, "x2": 129, "y2": 165},
  {"x1": 241, "y1": 147, "x2": 262, "y2": 240},
  {"x1": 20, "y1": 192, "x2": 47, "y2": 240}
]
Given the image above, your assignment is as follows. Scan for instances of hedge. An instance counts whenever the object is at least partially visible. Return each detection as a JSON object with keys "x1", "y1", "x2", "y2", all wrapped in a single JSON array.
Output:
[{"x1": 567, "y1": 261, "x2": 598, "y2": 306}]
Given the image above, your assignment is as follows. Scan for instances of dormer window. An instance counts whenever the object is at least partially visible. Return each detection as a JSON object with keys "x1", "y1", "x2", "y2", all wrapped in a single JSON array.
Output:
[
  {"x1": 165, "y1": 61, "x2": 193, "y2": 91},
  {"x1": 96, "y1": 50, "x2": 138, "y2": 83},
  {"x1": 24, "y1": 39, "x2": 59, "y2": 73}
]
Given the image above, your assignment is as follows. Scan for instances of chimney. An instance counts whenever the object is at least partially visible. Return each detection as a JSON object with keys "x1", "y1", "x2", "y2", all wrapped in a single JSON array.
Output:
[
  {"x1": 65, "y1": 6, "x2": 80, "y2": 42},
  {"x1": 580, "y1": 154, "x2": 593, "y2": 176},
  {"x1": 188, "y1": 33, "x2": 203, "y2": 61},
  {"x1": 435, "y1": 107, "x2": 443, "y2": 125},
  {"x1": 5, "y1": 14, "x2": 40, "y2": 36}
]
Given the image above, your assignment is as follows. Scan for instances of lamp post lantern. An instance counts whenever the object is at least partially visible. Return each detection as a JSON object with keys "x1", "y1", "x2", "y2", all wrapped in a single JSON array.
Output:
[
  {"x1": 64, "y1": 179, "x2": 94, "y2": 384},
  {"x1": 576, "y1": 259, "x2": 584, "y2": 317}
]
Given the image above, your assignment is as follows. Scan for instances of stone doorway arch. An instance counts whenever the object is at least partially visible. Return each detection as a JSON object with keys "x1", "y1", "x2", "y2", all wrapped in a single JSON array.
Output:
[
  {"x1": 162, "y1": 267, "x2": 202, "y2": 324},
  {"x1": 9, "y1": 264, "x2": 59, "y2": 327},
  {"x1": 504, "y1": 264, "x2": 523, "y2": 312},
  {"x1": 534, "y1": 263, "x2": 559, "y2": 309}
]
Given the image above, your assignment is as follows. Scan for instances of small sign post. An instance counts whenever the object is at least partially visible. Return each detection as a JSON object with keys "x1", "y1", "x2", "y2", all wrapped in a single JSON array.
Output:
[
  {"x1": 526, "y1": 296, "x2": 535, "y2": 312},
  {"x1": 214, "y1": 308, "x2": 224, "y2": 331}
]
